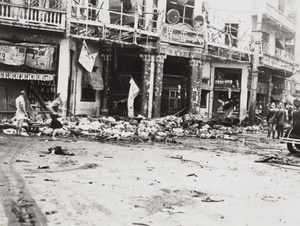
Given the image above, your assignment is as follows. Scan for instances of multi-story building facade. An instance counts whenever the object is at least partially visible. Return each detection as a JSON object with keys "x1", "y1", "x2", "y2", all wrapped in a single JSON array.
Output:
[{"x1": 0, "y1": 0, "x2": 298, "y2": 122}]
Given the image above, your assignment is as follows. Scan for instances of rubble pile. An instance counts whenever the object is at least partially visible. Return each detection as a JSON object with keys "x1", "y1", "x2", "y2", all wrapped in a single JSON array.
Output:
[{"x1": 0, "y1": 114, "x2": 265, "y2": 142}]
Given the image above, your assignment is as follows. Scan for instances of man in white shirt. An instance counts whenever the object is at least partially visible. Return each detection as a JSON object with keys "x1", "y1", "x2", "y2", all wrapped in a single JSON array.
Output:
[{"x1": 15, "y1": 90, "x2": 27, "y2": 136}]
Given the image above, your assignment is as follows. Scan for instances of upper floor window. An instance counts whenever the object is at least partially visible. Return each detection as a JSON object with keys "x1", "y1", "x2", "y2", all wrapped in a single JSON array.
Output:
[
  {"x1": 225, "y1": 23, "x2": 238, "y2": 47},
  {"x1": 278, "y1": 0, "x2": 285, "y2": 13}
]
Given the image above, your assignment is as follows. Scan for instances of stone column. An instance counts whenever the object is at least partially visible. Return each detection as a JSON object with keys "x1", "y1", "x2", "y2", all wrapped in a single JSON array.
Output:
[
  {"x1": 152, "y1": 55, "x2": 166, "y2": 118},
  {"x1": 266, "y1": 73, "x2": 273, "y2": 110},
  {"x1": 188, "y1": 59, "x2": 203, "y2": 114},
  {"x1": 100, "y1": 53, "x2": 112, "y2": 116},
  {"x1": 57, "y1": 38, "x2": 70, "y2": 117},
  {"x1": 140, "y1": 54, "x2": 153, "y2": 117}
]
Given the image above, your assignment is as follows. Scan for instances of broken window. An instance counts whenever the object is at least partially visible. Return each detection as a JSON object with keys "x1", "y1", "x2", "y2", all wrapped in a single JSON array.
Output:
[
  {"x1": 225, "y1": 23, "x2": 238, "y2": 47},
  {"x1": 81, "y1": 70, "x2": 96, "y2": 102}
]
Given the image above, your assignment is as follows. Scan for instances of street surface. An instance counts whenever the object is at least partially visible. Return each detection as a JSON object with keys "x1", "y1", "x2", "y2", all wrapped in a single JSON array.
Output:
[{"x1": 0, "y1": 132, "x2": 300, "y2": 226}]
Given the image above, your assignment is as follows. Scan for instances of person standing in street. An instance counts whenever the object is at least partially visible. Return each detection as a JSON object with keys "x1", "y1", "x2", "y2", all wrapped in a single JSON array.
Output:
[
  {"x1": 276, "y1": 102, "x2": 287, "y2": 139},
  {"x1": 49, "y1": 93, "x2": 63, "y2": 140},
  {"x1": 15, "y1": 90, "x2": 27, "y2": 136},
  {"x1": 266, "y1": 102, "x2": 277, "y2": 139}
]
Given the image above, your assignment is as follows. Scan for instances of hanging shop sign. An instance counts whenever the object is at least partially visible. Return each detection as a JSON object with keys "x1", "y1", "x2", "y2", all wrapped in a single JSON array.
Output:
[
  {"x1": 78, "y1": 40, "x2": 98, "y2": 73},
  {"x1": 159, "y1": 43, "x2": 204, "y2": 59},
  {"x1": 0, "y1": 71, "x2": 54, "y2": 81},
  {"x1": 0, "y1": 45, "x2": 26, "y2": 66},
  {"x1": 161, "y1": 23, "x2": 204, "y2": 47}
]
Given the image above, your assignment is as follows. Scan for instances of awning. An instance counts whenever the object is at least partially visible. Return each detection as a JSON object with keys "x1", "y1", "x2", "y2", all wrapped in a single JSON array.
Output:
[{"x1": 0, "y1": 71, "x2": 54, "y2": 81}]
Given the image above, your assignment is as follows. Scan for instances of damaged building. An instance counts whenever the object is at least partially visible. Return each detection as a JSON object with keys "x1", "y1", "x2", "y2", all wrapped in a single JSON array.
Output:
[{"x1": 0, "y1": 0, "x2": 299, "y2": 122}]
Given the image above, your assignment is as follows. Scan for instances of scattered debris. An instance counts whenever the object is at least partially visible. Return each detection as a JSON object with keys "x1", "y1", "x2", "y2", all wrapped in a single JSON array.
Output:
[
  {"x1": 48, "y1": 146, "x2": 75, "y2": 156},
  {"x1": 169, "y1": 155, "x2": 183, "y2": 160},
  {"x1": 202, "y1": 197, "x2": 224, "y2": 202},
  {"x1": 187, "y1": 173, "x2": 198, "y2": 177},
  {"x1": 45, "y1": 210, "x2": 57, "y2": 215},
  {"x1": 161, "y1": 207, "x2": 186, "y2": 213},
  {"x1": 82, "y1": 163, "x2": 98, "y2": 169},
  {"x1": 44, "y1": 179, "x2": 57, "y2": 182},
  {"x1": 38, "y1": 166, "x2": 49, "y2": 169},
  {"x1": 15, "y1": 158, "x2": 30, "y2": 163},
  {"x1": 1, "y1": 114, "x2": 266, "y2": 143},
  {"x1": 261, "y1": 195, "x2": 279, "y2": 202}
]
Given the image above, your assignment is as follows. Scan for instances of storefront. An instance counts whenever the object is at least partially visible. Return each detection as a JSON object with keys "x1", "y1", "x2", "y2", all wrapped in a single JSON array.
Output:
[
  {"x1": 211, "y1": 63, "x2": 249, "y2": 121},
  {"x1": 0, "y1": 41, "x2": 58, "y2": 119}
]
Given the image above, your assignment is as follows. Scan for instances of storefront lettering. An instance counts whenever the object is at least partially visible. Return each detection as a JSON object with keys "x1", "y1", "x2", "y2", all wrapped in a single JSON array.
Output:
[
  {"x1": 0, "y1": 51, "x2": 5, "y2": 61},
  {"x1": 0, "y1": 71, "x2": 54, "y2": 81}
]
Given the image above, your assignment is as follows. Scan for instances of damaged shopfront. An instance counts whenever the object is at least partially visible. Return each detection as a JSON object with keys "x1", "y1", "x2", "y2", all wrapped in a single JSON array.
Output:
[
  {"x1": 0, "y1": 39, "x2": 58, "y2": 119},
  {"x1": 211, "y1": 64, "x2": 249, "y2": 121},
  {"x1": 69, "y1": 0, "x2": 208, "y2": 118}
]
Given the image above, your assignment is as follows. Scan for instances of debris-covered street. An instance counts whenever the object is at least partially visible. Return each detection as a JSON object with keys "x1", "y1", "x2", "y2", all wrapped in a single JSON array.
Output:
[{"x1": 1, "y1": 128, "x2": 300, "y2": 226}]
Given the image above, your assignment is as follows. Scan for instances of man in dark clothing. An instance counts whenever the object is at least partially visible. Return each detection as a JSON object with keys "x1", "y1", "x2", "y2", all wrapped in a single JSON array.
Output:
[
  {"x1": 276, "y1": 102, "x2": 287, "y2": 139},
  {"x1": 267, "y1": 102, "x2": 277, "y2": 139}
]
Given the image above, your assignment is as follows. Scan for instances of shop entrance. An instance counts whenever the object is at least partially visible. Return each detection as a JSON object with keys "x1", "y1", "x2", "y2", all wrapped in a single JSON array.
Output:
[
  {"x1": 161, "y1": 56, "x2": 188, "y2": 117},
  {"x1": 213, "y1": 68, "x2": 242, "y2": 119}
]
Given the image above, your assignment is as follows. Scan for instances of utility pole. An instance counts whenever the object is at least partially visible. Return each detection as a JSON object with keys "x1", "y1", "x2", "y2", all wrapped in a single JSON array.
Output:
[{"x1": 248, "y1": 9, "x2": 262, "y2": 125}]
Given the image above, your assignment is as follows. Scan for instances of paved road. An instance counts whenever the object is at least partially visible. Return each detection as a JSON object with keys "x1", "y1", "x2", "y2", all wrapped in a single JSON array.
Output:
[{"x1": 0, "y1": 133, "x2": 300, "y2": 225}]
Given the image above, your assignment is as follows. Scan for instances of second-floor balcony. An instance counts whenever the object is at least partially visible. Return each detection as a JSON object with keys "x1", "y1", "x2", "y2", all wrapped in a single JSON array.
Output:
[
  {"x1": 69, "y1": 2, "x2": 160, "y2": 48},
  {"x1": 262, "y1": 42, "x2": 295, "y2": 63},
  {"x1": 206, "y1": 26, "x2": 251, "y2": 62},
  {"x1": 0, "y1": 2, "x2": 66, "y2": 32}
]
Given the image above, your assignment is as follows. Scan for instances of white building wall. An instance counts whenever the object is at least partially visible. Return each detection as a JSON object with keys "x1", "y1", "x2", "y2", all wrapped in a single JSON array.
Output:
[{"x1": 73, "y1": 41, "x2": 102, "y2": 116}]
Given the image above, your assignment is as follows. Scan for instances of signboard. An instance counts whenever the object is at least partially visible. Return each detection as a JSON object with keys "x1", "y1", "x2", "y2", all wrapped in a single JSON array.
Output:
[
  {"x1": 78, "y1": 41, "x2": 98, "y2": 73},
  {"x1": 161, "y1": 23, "x2": 204, "y2": 47}
]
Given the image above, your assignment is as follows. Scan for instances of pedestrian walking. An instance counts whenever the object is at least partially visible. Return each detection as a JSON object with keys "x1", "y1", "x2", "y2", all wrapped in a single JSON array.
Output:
[
  {"x1": 276, "y1": 102, "x2": 287, "y2": 139},
  {"x1": 266, "y1": 102, "x2": 277, "y2": 139},
  {"x1": 15, "y1": 90, "x2": 27, "y2": 136},
  {"x1": 49, "y1": 93, "x2": 63, "y2": 140}
]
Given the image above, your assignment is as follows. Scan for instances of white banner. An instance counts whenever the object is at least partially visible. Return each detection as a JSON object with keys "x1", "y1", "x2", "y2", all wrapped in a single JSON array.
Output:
[
  {"x1": 78, "y1": 41, "x2": 98, "y2": 73},
  {"x1": 127, "y1": 78, "x2": 140, "y2": 118},
  {"x1": 25, "y1": 46, "x2": 55, "y2": 71},
  {"x1": 0, "y1": 45, "x2": 26, "y2": 66}
]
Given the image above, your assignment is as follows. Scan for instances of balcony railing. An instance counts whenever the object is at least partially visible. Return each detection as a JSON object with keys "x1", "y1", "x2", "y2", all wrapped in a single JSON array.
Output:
[
  {"x1": 0, "y1": 2, "x2": 66, "y2": 31},
  {"x1": 70, "y1": 2, "x2": 160, "y2": 47},
  {"x1": 262, "y1": 42, "x2": 295, "y2": 63}
]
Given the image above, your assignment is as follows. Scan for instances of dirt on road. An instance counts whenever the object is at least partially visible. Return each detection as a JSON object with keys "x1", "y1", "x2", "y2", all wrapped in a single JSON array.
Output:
[{"x1": 1, "y1": 132, "x2": 300, "y2": 226}]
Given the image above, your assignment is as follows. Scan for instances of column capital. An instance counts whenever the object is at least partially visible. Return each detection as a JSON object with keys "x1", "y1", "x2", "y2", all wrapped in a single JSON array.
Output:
[
  {"x1": 140, "y1": 54, "x2": 154, "y2": 62},
  {"x1": 155, "y1": 54, "x2": 167, "y2": 63},
  {"x1": 189, "y1": 59, "x2": 203, "y2": 67},
  {"x1": 101, "y1": 54, "x2": 112, "y2": 61}
]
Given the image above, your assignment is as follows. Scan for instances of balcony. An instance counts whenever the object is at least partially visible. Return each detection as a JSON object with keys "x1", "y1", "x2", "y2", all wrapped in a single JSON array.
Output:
[
  {"x1": 69, "y1": 2, "x2": 160, "y2": 48},
  {"x1": 253, "y1": 0, "x2": 296, "y2": 33},
  {"x1": 0, "y1": 2, "x2": 66, "y2": 32},
  {"x1": 261, "y1": 42, "x2": 295, "y2": 73},
  {"x1": 206, "y1": 26, "x2": 251, "y2": 62}
]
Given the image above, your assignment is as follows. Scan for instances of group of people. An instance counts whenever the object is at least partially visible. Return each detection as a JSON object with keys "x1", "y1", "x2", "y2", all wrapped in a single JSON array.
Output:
[
  {"x1": 14, "y1": 90, "x2": 63, "y2": 140},
  {"x1": 266, "y1": 101, "x2": 293, "y2": 139}
]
